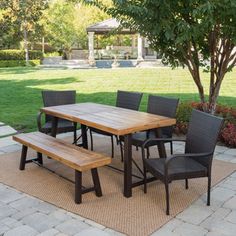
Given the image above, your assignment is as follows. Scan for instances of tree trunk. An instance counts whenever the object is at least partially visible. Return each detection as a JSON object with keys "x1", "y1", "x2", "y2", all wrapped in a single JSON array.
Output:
[
  {"x1": 23, "y1": 27, "x2": 29, "y2": 66},
  {"x1": 208, "y1": 72, "x2": 225, "y2": 114},
  {"x1": 186, "y1": 62, "x2": 207, "y2": 110},
  {"x1": 42, "y1": 37, "x2": 45, "y2": 54}
]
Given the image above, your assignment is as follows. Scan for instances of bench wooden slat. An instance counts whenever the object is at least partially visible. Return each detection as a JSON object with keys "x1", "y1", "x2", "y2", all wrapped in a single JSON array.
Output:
[{"x1": 13, "y1": 132, "x2": 111, "y2": 172}]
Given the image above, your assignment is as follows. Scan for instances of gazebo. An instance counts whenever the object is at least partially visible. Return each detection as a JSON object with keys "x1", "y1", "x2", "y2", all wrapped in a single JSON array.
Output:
[{"x1": 86, "y1": 18, "x2": 145, "y2": 64}]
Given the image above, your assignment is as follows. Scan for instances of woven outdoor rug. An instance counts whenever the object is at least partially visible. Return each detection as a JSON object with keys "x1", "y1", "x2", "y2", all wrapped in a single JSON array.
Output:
[{"x1": 0, "y1": 135, "x2": 235, "y2": 236}]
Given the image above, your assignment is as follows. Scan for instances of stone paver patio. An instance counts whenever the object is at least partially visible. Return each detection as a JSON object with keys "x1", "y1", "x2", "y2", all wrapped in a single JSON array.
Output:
[{"x1": 0, "y1": 126, "x2": 236, "y2": 236}]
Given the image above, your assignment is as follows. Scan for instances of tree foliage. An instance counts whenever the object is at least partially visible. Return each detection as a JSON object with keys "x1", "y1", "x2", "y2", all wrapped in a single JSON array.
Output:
[
  {"x1": 43, "y1": 0, "x2": 78, "y2": 58},
  {"x1": 0, "y1": 0, "x2": 48, "y2": 62},
  {"x1": 43, "y1": 0, "x2": 109, "y2": 58},
  {"x1": 89, "y1": 0, "x2": 236, "y2": 113}
]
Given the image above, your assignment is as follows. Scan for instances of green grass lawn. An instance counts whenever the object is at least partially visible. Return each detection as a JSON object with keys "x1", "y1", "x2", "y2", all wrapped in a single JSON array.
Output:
[{"x1": 0, "y1": 67, "x2": 235, "y2": 132}]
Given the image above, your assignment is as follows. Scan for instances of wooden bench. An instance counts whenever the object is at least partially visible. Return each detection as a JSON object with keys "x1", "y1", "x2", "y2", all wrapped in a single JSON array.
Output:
[{"x1": 13, "y1": 132, "x2": 111, "y2": 204}]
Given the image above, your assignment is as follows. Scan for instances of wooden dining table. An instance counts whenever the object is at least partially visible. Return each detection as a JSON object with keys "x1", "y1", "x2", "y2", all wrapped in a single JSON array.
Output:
[{"x1": 41, "y1": 102, "x2": 176, "y2": 198}]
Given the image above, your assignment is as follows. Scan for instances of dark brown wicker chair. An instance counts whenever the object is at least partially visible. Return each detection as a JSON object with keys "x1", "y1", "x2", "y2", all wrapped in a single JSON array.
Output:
[
  {"x1": 119, "y1": 95, "x2": 179, "y2": 166},
  {"x1": 131, "y1": 95, "x2": 179, "y2": 155},
  {"x1": 141, "y1": 109, "x2": 224, "y2": 215},
  {"x1": 37, "y1": 90, "x2": 77, "y2": 142},
  {"x1": 89, "y1": 90, "x2": 143, "y2": 158}
]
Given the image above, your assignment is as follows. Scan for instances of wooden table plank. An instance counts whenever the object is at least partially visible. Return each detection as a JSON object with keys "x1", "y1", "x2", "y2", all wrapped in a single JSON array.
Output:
[{"x1": 41, "y1": 103, "x2": 176, "y2": 136}]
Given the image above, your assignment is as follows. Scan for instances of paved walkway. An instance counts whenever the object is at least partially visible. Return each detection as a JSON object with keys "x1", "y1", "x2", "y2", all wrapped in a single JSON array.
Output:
[{"x1": 0, "y1": 125, "x2": 236, "y2": 236}]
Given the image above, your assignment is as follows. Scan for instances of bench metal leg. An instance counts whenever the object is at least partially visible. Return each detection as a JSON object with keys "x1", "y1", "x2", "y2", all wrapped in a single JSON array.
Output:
[
  {"x1": 20, "y1": 145, "x2": 28, "y2": 170},
  {"x1": 37, "y1": 152, "x2": 43, "y2": 165},
  {"x1": 91, "y1": 168, "x2": 102, "y2": 197},
  {"x1": 75, "y1": 170, "x2": 82, "y2": 204}
]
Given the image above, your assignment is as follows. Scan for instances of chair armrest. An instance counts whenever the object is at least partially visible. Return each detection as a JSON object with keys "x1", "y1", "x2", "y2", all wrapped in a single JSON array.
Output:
[
  {"x1": 37, "y1": 111, "x2": 44, "y2": 131},
  {"x1": 142, "y1": 137, "x2": 186, "y2": 149},
  {"x1": 164, "y1": 152, "x2": 213, "y2": 175}
]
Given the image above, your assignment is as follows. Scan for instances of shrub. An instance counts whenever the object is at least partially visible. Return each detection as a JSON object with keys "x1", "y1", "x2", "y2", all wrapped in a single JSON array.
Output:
[
  {"x1": 176, "y1": 102, "x2": 193, "y2": 123},
  {"x1": 175, "y1": 102, "x2": 236, "y2": 147},
  {"x1": 220, "y1": 123, "x2": 236, "y2": 147},
  {"x1": 0, "y1": 50, "x2": 43, "y2": 60},
  {"x1": 174, "y1": 122, "x2": 188, "y2": 135},
  {"x1": 0, "y1": 50, "x2": 24, "y2": 60},
  {"x1": 0, "y1": 60, "x2": 41, "y2": 67},
  {"x1": 44, "y1": 51, "x2": 61, "y2": 57},
  {"x1": 28, "y1": 51, "x2": 44, "y2": 60}
]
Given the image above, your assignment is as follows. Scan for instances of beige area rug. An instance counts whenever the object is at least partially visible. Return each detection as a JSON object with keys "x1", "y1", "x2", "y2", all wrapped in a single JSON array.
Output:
[{"x1": 0, "y1": 135, "x2": 236, "y2": 236}]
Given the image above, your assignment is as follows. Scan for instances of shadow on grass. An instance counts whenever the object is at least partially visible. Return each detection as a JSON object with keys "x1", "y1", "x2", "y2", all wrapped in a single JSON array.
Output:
[
  {"x1": 1, "y1": 76, "x2": 80, "y2": 87},
  {"x1": 78, "y1": 92, "x2": 236, "y2": 112},
  {"x1": 0, "y1": 67, "x2": 75, "y2": 75},
  {"x1": 0, "y1": 75, "x2": 235, "y2": 132},
  {"x1": 0, "y1": 67, "x2": 40, "y2": 75},
  {"x1": 0, "y1": 76, "x2": 82, "y2": 132}
]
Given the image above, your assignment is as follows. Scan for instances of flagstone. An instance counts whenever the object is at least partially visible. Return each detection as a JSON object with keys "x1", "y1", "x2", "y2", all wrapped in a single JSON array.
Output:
[{"x1": 0, "y1": 126, "x2": 17, "y2": 138}]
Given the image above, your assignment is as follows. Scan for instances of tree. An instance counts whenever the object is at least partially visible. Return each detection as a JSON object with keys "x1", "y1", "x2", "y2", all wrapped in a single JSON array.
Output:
[
  {"x1": 89, "y1": 0, "x2": 236, "y2": 113},
  {"x1": 43, "y1": 0, "x2": 78, "y2": 59},
  {"x1": 43, "y1": 0, "x2": 109, "y2": 58},
  {"x1": 73, "y1": 3, "x2": 109, "y2": 49},
  {"x1": 0, "y1": 6, "x2": 21, "y2": 48},
  {"x1": 0, "y1": 0, "x2": 48, "y2": 64}
]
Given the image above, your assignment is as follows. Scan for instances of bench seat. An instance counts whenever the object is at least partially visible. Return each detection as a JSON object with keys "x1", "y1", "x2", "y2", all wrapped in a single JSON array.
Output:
[{"x1": 13, "y1": 132, "x2": 111, "y2": 203}]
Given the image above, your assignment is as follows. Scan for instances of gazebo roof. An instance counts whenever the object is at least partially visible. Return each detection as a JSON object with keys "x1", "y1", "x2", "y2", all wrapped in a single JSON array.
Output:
[{"x1": 86, "y1": 18, "x2": 135, "y2": 34}]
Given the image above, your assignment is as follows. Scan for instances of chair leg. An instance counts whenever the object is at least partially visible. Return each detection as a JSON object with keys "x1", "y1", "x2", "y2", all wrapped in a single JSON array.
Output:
[
  {"x1": 170, "y1": 141, "x2": 173, "y2": 155},
  {"x1": 207, "y1": 176, "x2": 211, "y2": 206},
  {"x1": 165, "y1": 181, "x2": 170, "y2": 215},
  {"x1": 143, "y1": 164, "x2": 147, "y2": 193},
  {"x1": 115, "y1": 135, "x2": 119, "y2": 145},
  {"x1": 75, "y1": 170, "x2": 82, "y2": 204},
  {"x1": 91, "y1": 168, "x2": 102, "y2": 197},
  {"x1": 111, "y1": 136, "x2": 114, "y2": 158},
  {"x1": 20, "y1": 145, "x2": 28, "y2": 170},
  {"x1": 147, "y1": 147, "x2": 150, "y2": 159},
  {"x1": 185, "y1": 179, "x2": 188, "y2": 189},
  {"x1": 90, "y1": 129, "x2": 94, "y2": 151},
  {"x1": 119, "y1": 141, "x2": 124, "y2": 162}
]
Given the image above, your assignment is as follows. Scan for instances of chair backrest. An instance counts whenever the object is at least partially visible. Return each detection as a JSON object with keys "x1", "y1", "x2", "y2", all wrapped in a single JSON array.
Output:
[
  {"x1": 116, "y1": 90, "x2": 143, "y2": 111},
  {"x1": 42, "y1": 90, "x2": 76, "y2": 122},
  {"x1": 147, "y1": 95, "x2": 179, "y2": 137},
  {"x1": 185, "y1": 109, "x2": 224, "y2": 167}
]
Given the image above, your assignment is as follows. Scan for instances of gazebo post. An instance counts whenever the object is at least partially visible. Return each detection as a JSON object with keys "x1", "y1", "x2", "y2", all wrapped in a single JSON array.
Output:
[
  {"x1": 88, "y1": 32, "x2": 95, "y2": 66},
  {"x1": 132, "y1": 35, "x2": 136, "y2": 54},
  {"x1": 137, "y1": 34, "x2": 144, "y2": 62}
]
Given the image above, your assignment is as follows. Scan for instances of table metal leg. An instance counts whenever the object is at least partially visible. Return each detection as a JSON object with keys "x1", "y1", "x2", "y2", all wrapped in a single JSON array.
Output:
[
  {"x1": 51, "y1": 116, "x2": 58, "y2": 137},
  {"x1": 124, "y1": 134, "x2": 132, "y2": 198},
  {"x1": 155, "y1": 128, "x2": 167, "y2": 158},
  {"x1": 81, "y1": 124, "x2": 88, "y2": 149},
  {"x1": 37, "y1": 152, "x2": 43, "y2": 165}
]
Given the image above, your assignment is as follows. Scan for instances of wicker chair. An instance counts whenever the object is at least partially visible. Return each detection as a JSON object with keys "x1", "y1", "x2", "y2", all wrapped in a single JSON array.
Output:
[
  {"x1": 37, "y1": 90, "x2": 77, "y2": 143},
  {"x1": 141, "y1": 109, "x2": 224, "y2": 215},
  {"x1": 119, "y1": 95, "x2": 179, "y2": 163},
  {"x1": 89, "y1": 90, "x2": 143, "y2": 158},
  {"x1": 131, "y1": 95, "x2": 179, "y2": 155}
]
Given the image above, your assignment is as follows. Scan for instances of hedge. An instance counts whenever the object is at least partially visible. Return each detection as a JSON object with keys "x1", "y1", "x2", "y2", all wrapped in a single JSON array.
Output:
[
  {"x1": 0, "y1": 60, "x2": 41, "y2": 68},
  {"x1": 0, "y1": 50, "x2": 43, "y2": 60},
  {"x1": 175, "y1": 102, "x2": 236, "y2": 147}
]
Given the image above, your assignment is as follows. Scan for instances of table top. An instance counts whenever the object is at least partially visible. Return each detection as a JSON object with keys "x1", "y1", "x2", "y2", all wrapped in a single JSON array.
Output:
[{"x1": 41, "y1": 103, "x2": 176, "y2": 136}]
